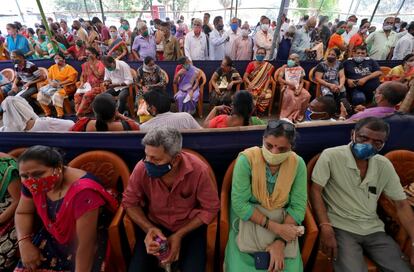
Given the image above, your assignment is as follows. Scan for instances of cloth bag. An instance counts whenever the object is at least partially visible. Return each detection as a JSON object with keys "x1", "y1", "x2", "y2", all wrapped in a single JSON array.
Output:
[{"x1": 237, "y1": 205, "x2": 298, "y2": 258}]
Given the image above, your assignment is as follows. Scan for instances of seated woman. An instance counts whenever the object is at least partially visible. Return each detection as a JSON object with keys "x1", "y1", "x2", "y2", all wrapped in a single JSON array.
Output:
[
  {"x1": 32, "y1": 28, "x2": 49, "y2": 59},
  {"x1": 74, "y1": 47, "x2": 105, "y2": 117},
  {"x1": 243, "y1": 47, "x2": 274, "y2": 114},
  {"x1": 173, "y1": 56, "x2": 201, "y2": 114},
  {"x1": 0, "y1": 96, "x2": 74, "y2": 132},
  {"x1": 65, "y1": 40, "x2": 87, "y2": 61},
  {"x1": 71, "y1": 93, "x2": 139, "y2": 132},
  {"x1": 14, "y1": 146, "x2": 118, "y2": 272},
  {"x1": 278, "y1": 53, "x2": 311, "y2": 122},
  {"x1": 37, "y1": 53, "x2": 78, "y2": 118},
  {"x1": 0, "y1": 153, "x2": 20, "y2": 271},
  {"x1": 0, "y1": 36, "x2": 10, "y2": 61},
  {"x1": 204, "y1": 90, "x2": 265, "y2": 128},
  {"x1": 224, "y1": 120, "x2": 307, "y2": 272},
  {"x1": 136, "y1": 56, "x2": 168, "y2": 122},
  {"x1": 210, "y1": 56, "x2": 243, "y2": 107},
  {"x1": 314, "y1": 48, "x2": 347, "y2": 109},
  {"x1": 386, "y1": 53, "x2": 414, "y2": 84},
  {"x1": 107, "y1": 26, "x2": 128, "y2": 60}
]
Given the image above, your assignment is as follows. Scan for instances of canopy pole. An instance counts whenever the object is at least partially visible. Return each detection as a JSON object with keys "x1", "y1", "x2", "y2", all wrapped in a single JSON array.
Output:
[
  {"x1": 14, "y1": 0, "x2": 25, "y2": 23},
  {"x1": 235, "y1": 0, "x2": 239, "y2": 18},
  {"x1": 35, "y1": 0, "x2": 57, "y2": 51},
  {"x1": 346, "y1": 0, "x2": 355, "y2": 19},
  {"x1": 83, "y1": 0, "x2": 90, "y2": 20},
  {"x1": 317, "y1": 0, "x2": 326, "y2": 15},
  {"x1": 270, "y1": 0, "x2": 288, "y2": 60},
  {"x1": 150, "y1": 0, "x2": 154, "y2": 19},
  {"x1": 99, "y1": 0, "x2": 105, "y2": 24},
  {"x1": 353, "y1": 0, "x2": 362, "y2": 14},
  {"x1": 230, "y1": 0, "x2": 234, "y2": 22},
  {"x1": 370, "y1": 0, "x2": 381, "y2": 23},
  {"x1": 395, "y1": 0, "x2": 406, "y2": 17}
]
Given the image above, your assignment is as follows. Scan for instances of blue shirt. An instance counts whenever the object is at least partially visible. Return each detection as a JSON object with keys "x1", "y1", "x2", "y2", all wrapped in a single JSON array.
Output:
[{"x1": 6, "y1": 34, "x2": 30, "y2": 56}]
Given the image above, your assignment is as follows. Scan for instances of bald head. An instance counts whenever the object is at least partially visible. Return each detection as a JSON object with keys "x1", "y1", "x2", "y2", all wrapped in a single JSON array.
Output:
[{"x1": 376, "y1": 82, "x2": 408, "y2": 106}]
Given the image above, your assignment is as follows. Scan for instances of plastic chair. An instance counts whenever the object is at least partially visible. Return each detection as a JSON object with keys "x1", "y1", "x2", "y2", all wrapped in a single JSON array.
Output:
[
  {"x1": 173, "y1": 68, "x2": 206, "y2": 118},
  {"x1": 308, "y1": 67, "x2": 321, "y2": 98},
  {"x1": 208, "y1": 75, "x2": 241, "y2": 109},
  {"x1": 220, "y1": 159, "x2": 319, "y2": 272},
  {"x1": 0, "y1": 68, "x2": 15, "y2": 103},
  {"x1": 380, "y1": 66, "x2": 391, "y2": 83},
  {"x1": 68, "y1": 150, "x2": 130, "y2": 272},
  {"x1": 127, "y1": 68, "x2": 138, "y2": 118},
  {"x1": 379, "y1": 150, "x2": 414, "y2": 257},
  {"x1": 7, "y1": 147, "x2": 27, "y2": 159},
  {"x1": 122, "y1": 148, "x2": 218, "y2": 272},
  {"x1": 307, "y1": 153, "x2": 378, "y2": 272}
]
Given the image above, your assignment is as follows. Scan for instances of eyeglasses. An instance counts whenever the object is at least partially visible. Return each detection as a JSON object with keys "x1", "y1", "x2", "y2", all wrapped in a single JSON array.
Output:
[{"x1": 267, "y1": 120, "x2": 295, "y2": 132}]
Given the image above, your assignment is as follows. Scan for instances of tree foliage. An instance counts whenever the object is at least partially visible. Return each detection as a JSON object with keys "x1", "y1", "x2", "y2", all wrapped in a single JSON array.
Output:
[{"x1": 295, "y1": 0, "x2": 338, "y2": 18}]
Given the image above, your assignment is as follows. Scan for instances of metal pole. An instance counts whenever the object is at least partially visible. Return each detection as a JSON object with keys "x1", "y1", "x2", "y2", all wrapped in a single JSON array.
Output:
[
  {"x1": 14, "y1": 0, "x2": 25, "y2": 23},
  {"x1": 83, "y1": 0, "x2": 90, "y2": 20},
  {"x1": 230, "y1": 0, "x2": 234, "y2": 21},
  {"x1": 269, "y1": 0, "x2": 288, "y2": 60},
  {"x1": 370, "y1": 0, "x2": 381, "y2": 23},
  {"x1": 235, "y1": 0, "x2": 238, "y2": 18},
  {"x1": 35, "y1": 0, "x2": 57, "y2": 51},
  {"x1": 317, "y1": 0, "x2": 325, "y2": 15},
  {"x1": 346, "y1": 0, "x2": 355, "y2": 19},
  {"x1": 353, "y1": 0, "x2": 362, "y2": 14},
  {"x1": 99, "y1": 0, "x2": 105, "y2": 24},
  {"x1": 150, "y1": 0, "x2": 153, "y2": 19},
  {"x1": 395, "y1": 0, "x2": 407, "y2": 17}
]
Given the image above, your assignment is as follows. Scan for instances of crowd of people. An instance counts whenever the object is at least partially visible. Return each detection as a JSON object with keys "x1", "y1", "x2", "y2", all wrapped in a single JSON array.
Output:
[{"x1": 0, "y1": 14, "x2": 412, "y2": 132}]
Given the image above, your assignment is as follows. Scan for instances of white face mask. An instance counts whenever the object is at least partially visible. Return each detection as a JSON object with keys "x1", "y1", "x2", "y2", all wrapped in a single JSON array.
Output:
[
  {"x1": 261, "y1": 24, "x2": 269, "y2": 31},
  {"x1": 54, "y1": 59, "x2": 61, "y2": 65},
  {"x1": 241, "y1": 29, "x2": 249, "y2": 37},
  {"x1": 110, "y1": 32, "x2": 118, "y2": 39}
]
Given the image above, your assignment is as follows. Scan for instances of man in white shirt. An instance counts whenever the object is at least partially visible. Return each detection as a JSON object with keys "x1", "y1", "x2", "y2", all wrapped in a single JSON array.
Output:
[
  {"x1": 225, "y1": 17, "x2": 241, "y2": 57},
  {"x1": 140, "y1": 89, "x2": 201, "y2": 131},
  {"x1": 253, "y1": 16, "x2": 273, "y2": 60},
  {"x1": 392, "y1": 22, "x2": 414, "y2": 60},
  {"x1": 102, "y1": 56, "x2": 134, "y2": 115},
  {"x1": 342, "y1": 15, "x2": 359, "y2": 44},
  {"x1": 279, "y1": 14, "x2": 290, "y2": 40},
  {"x1": 184, "y1": 18, "x2": 208, "y2": 61},
  {"x1": 366, "y1": 17, "x2": 397, "y2": 60},
  {"x1": 209, "y1": 16, "x2": 229, "y2": 60}
]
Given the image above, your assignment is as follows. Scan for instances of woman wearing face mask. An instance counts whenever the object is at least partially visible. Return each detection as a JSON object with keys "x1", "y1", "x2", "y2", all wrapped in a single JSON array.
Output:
[
  {"x1": 65, "y1": 40, "x2": 87, "y2": 61},
  {"x1": 71, "y1": 93, "x2": 139, "y2": 131},
  {"x1": 74, "y1": 47, "x2": 105, "y2": 117},
  {"x1": 120, "y1": 20, "x2": 132, "y2": 45},
  {"x1": 37, "y1": 53, "x2": 78, "y2": 118},
  {"x1": 244, "y1": 47, "x2": 274, "y2": 114},
  {"x1": 107, "y1": 26, "x2": 128, "y2": 60},
  {"x1": 224, "y1": 120, "x2": 307, "y2": 272},
  {"x1": 314, "y1": 48, "x2": 347, "y2": 109},
  {"x1": 32, "y1": 28, "x2": 49, "y2": 59},
  {"x1": 385, "y1": 53, "x2": 414, "y2": 83},
  {"x1": 136, "y1": 56, "x2": 167, "y2": 122},
  {"x1": 84, "y1": 21, "x2": 100, "y2": 49},
  {"x1": 204, "y1": 90, "x2": 266, "y2": 128},
  {"x1": 326, "y1": 21, "x2": 348, "y2": 59},
  {"x1": 173, "y1": 56, "x2": 201, "y2": 114},
  {"x1": 348, "y1": 21, "x2": 370, "y2": 57},
  {"x1": 278, "y1": 53, "x2": 311, "y2": 122},
  {"x1": 14, "y1": 145, "x2": 118, "y2": 272},
  {"x1": 253, "y1": 17, "x2": 273, "y2": 60}
]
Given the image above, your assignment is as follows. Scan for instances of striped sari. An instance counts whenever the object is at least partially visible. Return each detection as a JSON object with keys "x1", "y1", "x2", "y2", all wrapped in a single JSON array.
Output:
[{"x1": 246, "y1": 61, "x2": 274, "y2": 113}]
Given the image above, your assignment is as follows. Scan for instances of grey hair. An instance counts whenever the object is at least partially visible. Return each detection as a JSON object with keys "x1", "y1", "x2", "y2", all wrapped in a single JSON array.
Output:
[
  {"x1": 142, "y1": 127, "x2": 183, "y2": 156},
  {"x1": 137, "y1": 22, "x2": 147, "y2": 31}
]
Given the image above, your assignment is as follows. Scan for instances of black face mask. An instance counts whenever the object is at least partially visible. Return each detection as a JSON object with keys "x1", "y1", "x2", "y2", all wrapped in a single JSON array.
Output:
[{"x1": 216, "y1": 24, "x2": 224, "y2": 31}]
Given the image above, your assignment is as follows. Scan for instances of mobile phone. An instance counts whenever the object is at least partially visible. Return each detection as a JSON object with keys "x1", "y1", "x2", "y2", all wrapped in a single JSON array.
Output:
[
  {"x1": 254, "y1": 252, "x2": 270, "y2": 270},
  {"x1": 340, "y1": 98, "x2": 354, "y2": 115}
]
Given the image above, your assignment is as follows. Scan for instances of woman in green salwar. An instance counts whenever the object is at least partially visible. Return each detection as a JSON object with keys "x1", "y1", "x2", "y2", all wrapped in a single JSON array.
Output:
[{"x1": 224, "y1": 120, "x2": 307, "y2": 272}]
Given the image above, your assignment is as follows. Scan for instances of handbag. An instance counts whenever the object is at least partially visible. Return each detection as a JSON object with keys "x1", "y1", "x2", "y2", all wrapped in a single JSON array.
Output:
[{"x1": 236, "y1": 205, "x2": 299, "y2": 258}]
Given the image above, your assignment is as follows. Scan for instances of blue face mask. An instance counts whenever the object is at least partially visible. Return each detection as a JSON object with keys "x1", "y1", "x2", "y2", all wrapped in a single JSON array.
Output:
[
  {"x1": 304, "y1": 108, "x2": 313, "y2": 121},
  {"x1": 256, "y1": 55, "x2": 265, "y2": 62},
  {"x1": 230, "y1": 23, "x2": 238, "y2": 31},
  {"x1": 287, "y1": 59, "x2": 296, "y2": 67},
  {"x1": 351, "y1": 142, "x2": 378, "y2": 160},
  {"x1": 144, "y1": 161, "x2": 172, "y2": 178}
]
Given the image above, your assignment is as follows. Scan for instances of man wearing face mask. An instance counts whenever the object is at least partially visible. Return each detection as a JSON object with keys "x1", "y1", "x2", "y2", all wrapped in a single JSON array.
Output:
[
  {"x1": 311, "y1": 117, "x2": 414, "y2": 272},
  {"x1": 253, "y1": 16, "x2": 273, "y2": 60},
  {"x1": 184, "y1": 18, "x2": 208, "y2": 61},
  {"x1": 209, "y1": 16, "x2": 229, "y2": 60},
  {"x1": 132, "y1": 22, "x2": 157, "y2": 61},
  {"x1": 225, "y1": 17, "x2": 241, "y2": 57},
  {"x1": 290, "y1": 16, "x2": 317, "y2": 61},
  {"x1": 230, "y1": 22, "x2": 253, "y2": 60},
  {"x1": 122, "y1": 127, "x2": 219, "y2": 271},
  {"x1": 365, "y1": 17, "x2": 397, "y2": 60},
  {"x1": 303, "y1": 96, "x2": 339, "y2": 122},
  {"x1": 343, "y1": 45, "x2": 382, "y2": 105},
  {"x1": 348, "y1": 82, "x2": 408, "y2": 121},
  {"x1": 392, "y1": 21, "x2": 414, "y2": 60},
  {"x1": 71, "y1": 20, "x2": 88, "y2": 45},
  {"x1": 9, "y1": 50, "x2": 45, "y2": 105}
]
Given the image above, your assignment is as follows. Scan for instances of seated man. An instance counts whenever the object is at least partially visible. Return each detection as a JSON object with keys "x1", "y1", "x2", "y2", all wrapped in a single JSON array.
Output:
[
  {"x1": 9, "y1": 50, "x2": 45, "y2": 105},
  {"x1": 304, "y1": 96, "x2": 340, "y2": 122},
  {"x1": 210, "y1": 56, "x2": 243, "y2": 107},
  {"x1": 122, "y1": 127, "x2": 220, "y2": 271},
  {"x1": 343, "y1": 45, "x2": 382, "y2": 106},
  {"x1": 140, "y1": 89, "x2": 201, "y2": 131},
  {"x1": 101, "y1": 56, "x2": 133, "y2": 115},
  {"x1": 311, "y1": 117, "x2": 414, "y2": 272},
  {"x1": 349, "y1": 81, "x2": 408, "y2": 121}
]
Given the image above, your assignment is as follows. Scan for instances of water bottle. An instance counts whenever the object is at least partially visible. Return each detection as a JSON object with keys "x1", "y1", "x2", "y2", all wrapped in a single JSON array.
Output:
[{"x1": 155, "y1": 236, "x2": 171, "y2": 272}]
